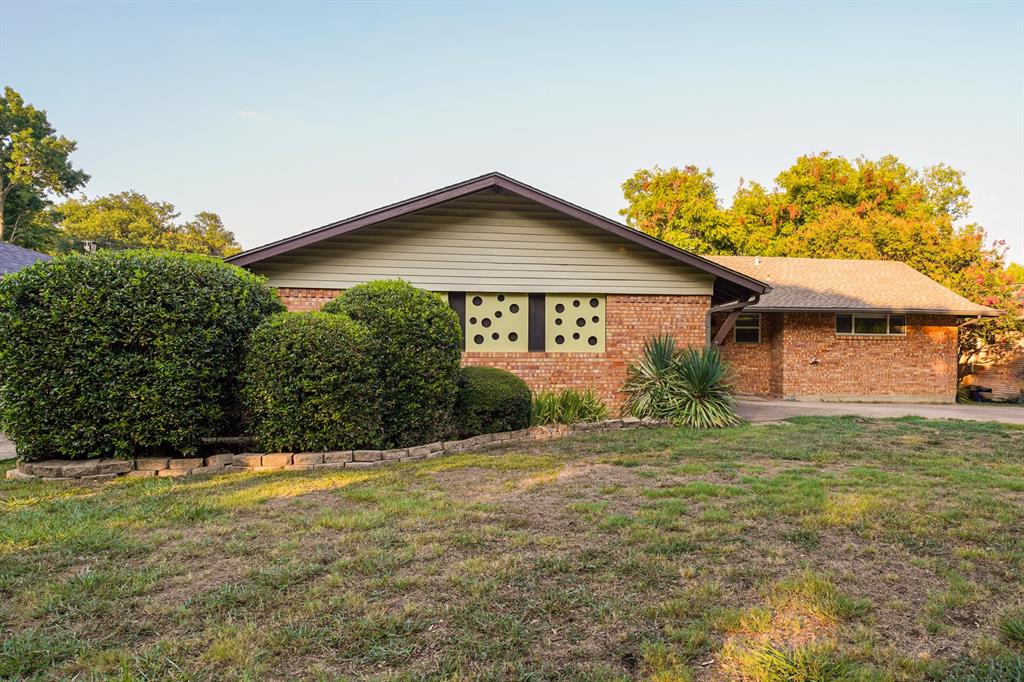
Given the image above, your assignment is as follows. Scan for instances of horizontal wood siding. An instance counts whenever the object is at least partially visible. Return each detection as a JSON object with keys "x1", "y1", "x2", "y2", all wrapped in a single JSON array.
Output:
[{"x1": 249, "y1": 191, "x2": 714, "y2": 295}]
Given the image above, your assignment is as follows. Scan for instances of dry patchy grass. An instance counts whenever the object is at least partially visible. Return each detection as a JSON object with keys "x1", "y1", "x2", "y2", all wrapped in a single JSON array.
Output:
[{"x1": 1, "y1": 416, "x2": 1023, "y2": 681}]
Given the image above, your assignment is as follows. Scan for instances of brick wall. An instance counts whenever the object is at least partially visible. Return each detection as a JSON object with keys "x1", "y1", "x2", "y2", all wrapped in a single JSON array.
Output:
[
  {"x1": 964, "y1": 337, "x2": 1024, "y2": 401},
  {"x1": 277, "y1": 288, "x2": 343, "y2": 312},
  {"x1": 277, "y1": 288, "x2": 710, "y2": 408},
  {"x1": 716, "y1": 312, "x2": 959, "y2": 402},
  {"x1": 464, "y1": 295, "x2": 710, "y2": 407}
]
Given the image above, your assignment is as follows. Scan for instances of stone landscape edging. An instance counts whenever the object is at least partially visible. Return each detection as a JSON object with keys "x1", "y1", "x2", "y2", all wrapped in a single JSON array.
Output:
[{"x1": 6, "y1": 417, "x2": 668, "y2": 482}]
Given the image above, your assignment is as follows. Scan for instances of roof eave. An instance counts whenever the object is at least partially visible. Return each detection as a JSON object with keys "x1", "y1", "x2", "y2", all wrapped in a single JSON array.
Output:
[
  {"x1": 742, "y1": 306, "x2": 1001, "y2": 317},
  {"x1": 226, "y1": 172, "x2": 771, "y2": 297}
]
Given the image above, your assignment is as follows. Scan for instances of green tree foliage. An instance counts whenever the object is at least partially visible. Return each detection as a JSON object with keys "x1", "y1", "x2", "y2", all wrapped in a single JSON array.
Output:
[
  {"x1": 619, "y1": 166, "x2": 733, "y2": 253},
  {"x1": 55, "y1": 191, "x2": 241, "y2": 256},
  {"x1": 621, "y1": 153, "x2": 1024, "y2": 381},
  {"x1": 0, "y1": 251, "x2": 282, "y2": 460},
  {"x1": 0, "y1": 87, "x2": 89, "y2": 248}
]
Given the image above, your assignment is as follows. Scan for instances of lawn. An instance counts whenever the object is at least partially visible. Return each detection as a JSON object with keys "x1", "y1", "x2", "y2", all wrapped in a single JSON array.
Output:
[{"x1": 1, "y1": 417, "x2": 1023, "y2": 681}]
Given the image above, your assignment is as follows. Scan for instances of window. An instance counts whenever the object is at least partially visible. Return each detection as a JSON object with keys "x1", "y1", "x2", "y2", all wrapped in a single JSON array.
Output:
[
  {"x1": 465, "y1": 293, "x2": 529, "y2": 351},
  {"x1": 733, "y1": 313, "x2": 760, "y2": 344},
  {"x1": 835, "y1": 313, "x2": 907, "y2": 336},
  {"x1": 545, "y1": 294, "x2": 606, "y2": 352}
]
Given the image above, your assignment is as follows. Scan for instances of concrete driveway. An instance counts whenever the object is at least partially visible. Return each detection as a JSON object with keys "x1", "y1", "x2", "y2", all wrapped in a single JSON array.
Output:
[
  {"x1": 736, "y1": 398, "x2": 1024, "y2": 426},
  {"x1": 0, "y1": 434, "x2": 15, "y2": 461}
]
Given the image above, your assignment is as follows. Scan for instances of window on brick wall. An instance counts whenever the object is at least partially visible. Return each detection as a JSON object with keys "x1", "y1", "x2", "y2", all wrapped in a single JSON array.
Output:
[
  {"x1": 733, "y1": 313, "x2": 760, "y2": 344},
  {"x1": 545, "y1": 295, "x2": 606, "y2": 352},
  {"x1": 835, "y1": 313, "x2": 907, "y2": 336},
  {"x1": 449, "y1": 292, "x2": 607, "y2": 353},
  {"x1": 465, "y1": 293, "x2": 529, "y2": 351}
]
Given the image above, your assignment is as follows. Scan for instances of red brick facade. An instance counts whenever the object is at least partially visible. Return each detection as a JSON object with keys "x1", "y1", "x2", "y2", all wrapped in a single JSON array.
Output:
[
  {"x1": 964, "y1": 337, "x2": 1024, "y2": 401},
  {"x1": 277, "y1": 288, "x2": 344, "y2": 312},
  {"x1": 277, "y1": 289, "x2": 710, "y2": 408},
  {"x1": 715, "y1": 312, "x2": 959, "y2": 402},
  {"x1": 277, "y1": 287, "x2": 961, "y2": 404},
  {"x1": 462, "y1": 295, "x2": 709, "y2": 407}
]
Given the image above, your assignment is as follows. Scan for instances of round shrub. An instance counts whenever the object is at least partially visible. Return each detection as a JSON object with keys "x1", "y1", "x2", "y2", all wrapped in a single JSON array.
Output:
[
  {"x1": 0, "y1": 250, "x2": 283, "y2": 460},
  {"x1": 322, "y1": 280, "x2": 461, "y2": 447},
  {"x1": 241, "y1": 312, "x2": 382, "y2": 452},
  {"x1": 455, "y1": 366, "x2": 532, "y2": 438}
]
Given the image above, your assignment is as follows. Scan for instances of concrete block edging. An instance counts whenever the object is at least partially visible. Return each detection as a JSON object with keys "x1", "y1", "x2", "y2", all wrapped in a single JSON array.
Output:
[{"x1": 7, "y1": 417, "x2": 665, "y2": 482}]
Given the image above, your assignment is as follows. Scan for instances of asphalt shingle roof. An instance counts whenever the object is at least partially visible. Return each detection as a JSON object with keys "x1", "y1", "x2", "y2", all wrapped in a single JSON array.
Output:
[
  {"x1": 706, "y1": 256, "x2": 999, "y2": 316},
  {"x1": 0, "y1": 242, "x2": 51, "y2": 276}
]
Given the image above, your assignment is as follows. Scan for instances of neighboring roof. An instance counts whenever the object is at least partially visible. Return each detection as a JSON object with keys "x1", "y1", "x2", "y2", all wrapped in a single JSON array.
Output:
[
  {"x1": 227, "y1": 172, "x2": 770, "y2": 301},
  {"x1": 0, "y1": 242, "x2": 50, "y2": 275},
  {"x1": 706, "y1": 256, "x2": 1000, "y2": 317}
]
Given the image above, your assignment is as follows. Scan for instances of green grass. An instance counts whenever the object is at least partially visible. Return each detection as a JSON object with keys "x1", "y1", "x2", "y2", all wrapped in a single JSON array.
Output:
[{"x1": 1, "y1": 416, "x2": 1023, "y2": 679}]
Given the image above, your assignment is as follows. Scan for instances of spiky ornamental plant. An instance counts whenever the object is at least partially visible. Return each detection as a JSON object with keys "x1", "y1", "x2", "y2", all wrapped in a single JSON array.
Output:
[{"x1": 621, "y1": 336, "x2": 739, "y2": 428}]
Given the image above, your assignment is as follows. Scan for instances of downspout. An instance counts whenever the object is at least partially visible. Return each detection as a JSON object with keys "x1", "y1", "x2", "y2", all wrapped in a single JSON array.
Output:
[{"x1": 706, "y1": 295, "x2": 760, "y2": 346}]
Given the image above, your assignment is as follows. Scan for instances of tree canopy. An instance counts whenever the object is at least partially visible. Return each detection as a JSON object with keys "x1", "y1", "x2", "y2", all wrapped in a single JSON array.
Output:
[
  {"x1": 621, "y1": 153, "x2": 1024, "y2": 381},
  {"x1": 0, "y1": 86, "x2": 89, "y2": 248},
  {"x1": 55, "y1": 192, "x2": 241, "y2": 256},
  {"x1": 2, "y1": 87, "x2": 240, "y2": 256}
]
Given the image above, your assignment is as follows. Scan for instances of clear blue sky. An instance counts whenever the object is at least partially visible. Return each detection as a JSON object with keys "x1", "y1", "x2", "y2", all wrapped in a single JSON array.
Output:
[{"x1": 3, "y1": 1, "x2": 1022, "y2": 262}]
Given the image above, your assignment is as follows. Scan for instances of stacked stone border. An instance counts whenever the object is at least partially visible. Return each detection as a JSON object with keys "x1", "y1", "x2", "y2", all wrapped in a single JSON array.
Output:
[{"x1": 6, "y1": 418, "x2": 667, "y2": 482}]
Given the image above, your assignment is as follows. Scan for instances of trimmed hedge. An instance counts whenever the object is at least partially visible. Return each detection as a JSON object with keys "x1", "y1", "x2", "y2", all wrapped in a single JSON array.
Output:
[
  {"x1": 455, "y1": 366, "x2": 532, "y2": 438},
  {"x1": 323, "y1": 280, "x2": 462, "y2": 447},
  {"x1": 0, "y1": 250, "x2": 283, "y2": 460},
  {"x1": 241, "y1": 312, "x2": 382, "y2": 452}
]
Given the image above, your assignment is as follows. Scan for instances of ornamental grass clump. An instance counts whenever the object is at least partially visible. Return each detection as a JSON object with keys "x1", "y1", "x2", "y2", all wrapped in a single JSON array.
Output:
[
  {"x1": 621, "y1": 335, "x2": 738, "y2": 428},
  {"x1": 0, "y1": 250, "x2": 283, "y2": 460},
  {"x1": 531, "y1": 388, "x2": 609, "y2": 425}
]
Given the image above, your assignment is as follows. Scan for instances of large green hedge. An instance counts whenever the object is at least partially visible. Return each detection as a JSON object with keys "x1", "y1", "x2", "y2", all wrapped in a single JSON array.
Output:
[
  {"x1": 0, "y1": 250, "x2": 283, "y2": 460},
  {"x1": 455, "y1": 366, "x2": 532, "y2": 438},
  {"x1": 241, "y1": 312, "x2": 382, "y2": 452},
  {"x1": 322, "y1": 280, "x2": 462, "y2": 447}
]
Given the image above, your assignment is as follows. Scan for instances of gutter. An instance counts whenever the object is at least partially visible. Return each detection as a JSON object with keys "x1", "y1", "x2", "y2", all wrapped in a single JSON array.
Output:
[{"x1": 706, "y1": 295, "x2": 760, "y2": 345}]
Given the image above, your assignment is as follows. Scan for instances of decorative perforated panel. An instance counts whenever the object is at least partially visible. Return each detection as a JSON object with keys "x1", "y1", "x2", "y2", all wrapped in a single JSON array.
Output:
[
  {"x1": 465, "y1": 293, "x2": 529, "y2": 352},
  {"x1": 545, "y1": 295, "x2": 605, "y2": 352}
]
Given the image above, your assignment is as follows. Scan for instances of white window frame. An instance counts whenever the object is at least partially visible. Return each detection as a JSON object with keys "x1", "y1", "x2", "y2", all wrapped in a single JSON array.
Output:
[
  {"x1": 733, "y1": 313, "x2": 761, "y2": 344},
  {"x1": 835, "y1": 313, "x2": 907, "y2": 337}
]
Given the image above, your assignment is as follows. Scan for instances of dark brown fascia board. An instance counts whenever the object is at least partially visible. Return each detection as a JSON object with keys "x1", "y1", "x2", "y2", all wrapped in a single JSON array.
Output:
[
  {"x1": 742, "y1": 306, "x2": 1001, "y2": 317},
  {"x1": 226, "y1": 172, "x2": 771, "y2": 296}
]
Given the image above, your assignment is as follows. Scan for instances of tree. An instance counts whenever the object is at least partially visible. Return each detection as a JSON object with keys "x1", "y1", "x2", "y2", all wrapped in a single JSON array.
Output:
[
  {"x1": 0, "y1": 87, "x2": 89, "y2": 247},
  {"x1": 621, "y1": 152, "x2": 1024, "y2": 387},
  {"x1": 619, "y1": 166, "x2": 734, "y2": 253},
  {"x1": 55, "y1": 191, "x2": 241, "y2": 256}
]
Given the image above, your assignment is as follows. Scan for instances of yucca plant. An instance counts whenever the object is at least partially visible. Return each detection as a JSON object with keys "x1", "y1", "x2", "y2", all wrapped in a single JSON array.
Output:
[{"x1": 621, "y1": 335, "x2": 739, "y2": 428}]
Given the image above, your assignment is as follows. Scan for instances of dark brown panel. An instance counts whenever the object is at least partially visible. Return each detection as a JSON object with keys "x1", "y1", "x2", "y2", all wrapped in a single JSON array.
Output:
[
  {"x1": 528, "y1": 293, "x2": 545, "y2": 352},
  {"x1": 448, "y1": 292, "x2": 466, "y2": 351}
]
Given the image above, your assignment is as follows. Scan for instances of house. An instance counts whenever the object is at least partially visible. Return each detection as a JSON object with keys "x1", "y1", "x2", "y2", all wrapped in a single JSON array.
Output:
[
  {"x1": 0, "y1": 242, "x2": 50, "y2": 276},
  {"x1": 227, "y1": 173, "x2": 998, "y2": 405},
  {"x1": 707, "y1": 257, "x2": 998, "y2": 403}
]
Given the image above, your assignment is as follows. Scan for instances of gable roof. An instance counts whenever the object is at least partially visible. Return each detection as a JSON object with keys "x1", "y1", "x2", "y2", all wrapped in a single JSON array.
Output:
[
  {"x1": 227, "y1": 172, "x2": 770, "y2": 301},
  {"x1": 706, "y1": 256, "x2": 999, "y2": 317},
  {"x1": 0, "y1": 243, "x2": 50, "y2": 276}
]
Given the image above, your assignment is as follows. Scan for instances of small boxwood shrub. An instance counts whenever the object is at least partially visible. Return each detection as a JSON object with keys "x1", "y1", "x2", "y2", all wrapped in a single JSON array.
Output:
[
  {"x1": 241, "y1": 312, "x2": 382, "y2": 451},
  {"x1": 322, "y1": 280, "x2": 461, "y2": 447},
  {"x1": 0, "y1": 250, "x2": 282, "y2": 460},
  {"x1": 455, "y1": 366, "x2": 532, "y2": 438}
]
